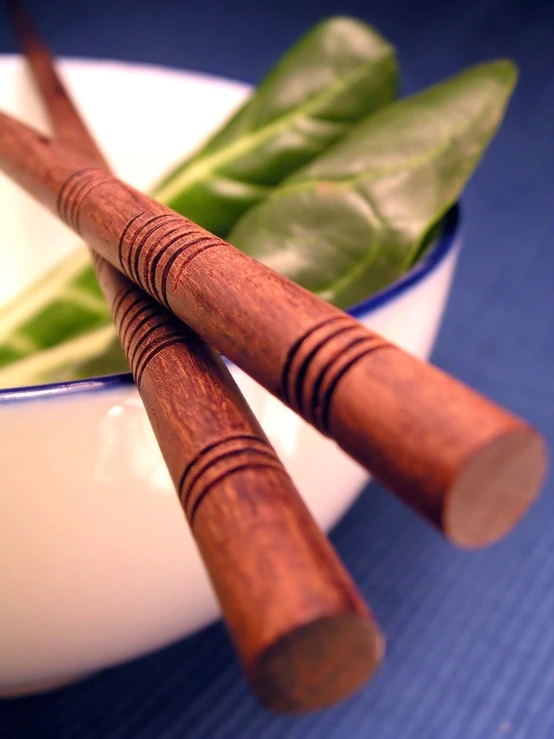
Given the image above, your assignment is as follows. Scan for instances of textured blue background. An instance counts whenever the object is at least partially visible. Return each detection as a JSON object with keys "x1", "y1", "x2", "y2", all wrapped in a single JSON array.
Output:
[{"x1": 1, "y1": 0, "x2": 553, "y2": 736}]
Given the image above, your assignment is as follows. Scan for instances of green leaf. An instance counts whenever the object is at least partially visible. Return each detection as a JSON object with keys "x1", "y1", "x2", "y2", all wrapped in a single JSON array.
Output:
[
  {"x1": 0, "y1": 16, "x2": 397, "y2": 388},
  {"x1": 0, "y1": 249, "x2": 129, "y2": 385},
  {"x1": 0, "y1": 246, "x2": 118, "y2": 369},
  {"x1": 0, "y1": 325, "x2": 123, "y2": 388},
  {"x1": 228, "y1": 60, "x2": 517, "y2": 309},
  {"x1": 153, "y1": 17, "x2": 398, "y2": 237}
]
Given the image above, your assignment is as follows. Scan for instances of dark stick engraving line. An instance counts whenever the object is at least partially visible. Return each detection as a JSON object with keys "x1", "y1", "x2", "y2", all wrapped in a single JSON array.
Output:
[
  {"x1": 110, "y1": 285, "x2": 136, "y2": 323},
  {"x1": 292, "y1": 323, "x2": 361, "y2": 417},
  {"x1": 142, "y1": 223, "x2": 184, "y2": 297},
  {"x1": 162, "y1": 240, "x2": 221, "y2": 308},
  {"x1": 168, "y1": 233, "x2": 220, "y2": 286},
  {"x1": 113, "y1": 293, "x2": 144, "y2": 332},
  {"x1": 280, "y1": 315, "x2": 350, "y2": 403},
  {"x1": 308, "y1": 334, "x2": 373, "y2": 423},
  {"x1": 129, "y1": 321, "x2": 181, "y2": 369},
  {"x1": 122, "y1": 308, "x2": 160, "y2": 350},
  {"x1": 56, "y1": 168, "x2": 90, "y2": 224},
  {"x1": 127, "y1": 213, "x2": 172, "y2": 287},
  {"x1": 56, "y1": 169, "x2": 88, "y2": 220},
  {"x1": 145, "y1": 225, "x2": 199, "y2": 304},
  {"x1": 58, "y1": 176, "x2": 76, "y2": 225},
  {"x1": 120, "y1": 303, "x2": 158, "y2": 348},
  {"x1": 122, "y1": 213, "x2": 163, "y2": 281},
  {"x1": 137, "y1": 219, "x2": 183, "y2": 282},
  {"x1": 135, "y1": 336, "x2": 190, "y2": 388},
  {"x1": 55, "y1": 174, "x2": 71, "y2": 223},
  {"x1": 132, "y1": 326, "x2": 185, "y2": 374},
  {"x1": 181, "y1": 445, "x2": 279, "y2": 511},
  {"x1": 188, "y1": 461, "x2": 288, "y2": 527},
  {"x1": 177, "y1": 434, "x2": 267, "y2": 494},
  {"x1": 154, "y1": 235, "x2": 213, "y2": 308},
  {"x1": 320, "y1": 342, "x2": 388, "y2": 433},
  {"x1": 118, "y1": 213, "x2": 143, "y2": 269},
  {"x1": 68, "y1": 174, "x2": 113, "y2": 233},
  {"x1": 118, "y1": 299, "x2": 153, "y2": 336},
  {"x1": 66, "y1": 172, "x2": 103, "y2": 230},
  {"x1": 152, "y1": 233, "x2": 212, "y2": 307},
  {"x1": 67, "y1": 175, "x2": 93, "y2": 230},
  {"x1": 63, "y1": 170, "x2": 107, "y2": 229},
  {"x1": 130, "y1": 215, "x2": 177, "y2": 288},
  {"x1": 115, "y1": 292, "x2": 150, "y2": 327}
]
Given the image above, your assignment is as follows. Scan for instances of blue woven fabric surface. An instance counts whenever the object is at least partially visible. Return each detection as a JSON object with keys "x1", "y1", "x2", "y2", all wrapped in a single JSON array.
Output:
[{"x1": 0, "y1": 0, "x2": 552, "y2": 736}]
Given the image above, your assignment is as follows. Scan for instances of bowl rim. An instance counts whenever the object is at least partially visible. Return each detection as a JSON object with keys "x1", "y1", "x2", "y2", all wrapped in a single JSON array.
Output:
[{"x1": 0, "y1": 205, "x2": 460, "y2": 404}]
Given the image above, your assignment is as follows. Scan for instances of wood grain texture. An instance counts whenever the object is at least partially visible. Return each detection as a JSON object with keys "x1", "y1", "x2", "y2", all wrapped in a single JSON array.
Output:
[
  {"x1": 5, "y1": 5, "x2": 384, "y2": 712},
  {"x1": 96, "y1": 263, "x2": 384, "y2": 712},
  {"x1": 0, "y1": 62, "x2": 548, "y2": 549}
]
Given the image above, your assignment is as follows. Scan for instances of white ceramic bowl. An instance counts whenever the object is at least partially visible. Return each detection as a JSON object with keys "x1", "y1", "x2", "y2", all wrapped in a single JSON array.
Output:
[{"x1": 0, "y1": 57, "x2": 461, "y2": 696}]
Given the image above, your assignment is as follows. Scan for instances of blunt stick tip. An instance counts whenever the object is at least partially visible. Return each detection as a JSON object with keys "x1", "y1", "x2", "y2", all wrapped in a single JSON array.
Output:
[
  {"x1": 250, "y1": 612, "x2": 385, "y2": 713},
  {"x1": 444, "y1": 427, "x2": 548, "y2": 548}
]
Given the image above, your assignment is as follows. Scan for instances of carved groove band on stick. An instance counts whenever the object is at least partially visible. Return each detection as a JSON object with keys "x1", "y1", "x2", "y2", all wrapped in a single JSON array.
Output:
[
  {"x1": 110, "y1": 282, "x2": 186, "y2": 387},
  {"x1": 57, "y1": 167, "x2": 112, "y2": 233},
  {"x1": 120, "y1": 211, "x2": 222, "y2": 309},
  {"x1": 119, "y1": 212, "x2": 180, "y2": 302},
  {"x1": 178, "y1": 434, "x2": 287, "y2": 524},
  {"x1": 59, "y1": 169, "x2": 226, "y2": 309},
  {"x1": 280, "y1": 315, "x2": 388, "y2": 433}
]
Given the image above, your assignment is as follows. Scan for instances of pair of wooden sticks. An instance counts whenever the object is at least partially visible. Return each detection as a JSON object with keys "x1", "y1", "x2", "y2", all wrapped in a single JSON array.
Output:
[{"x1": 1, "y1": 2, "x2": 547, "y2": 712}]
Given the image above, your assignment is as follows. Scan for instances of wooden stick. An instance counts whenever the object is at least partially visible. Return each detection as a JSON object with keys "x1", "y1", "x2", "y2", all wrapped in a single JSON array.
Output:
[
  {"x1": 7, "y1": 0, "x2": 102, "y2": 163},
  {"x1": 6, "y1": 2, "x2": 384, "y2": 712},
  {"x1": 1, "y1": 20, "x2": 547, "y2": 550}
]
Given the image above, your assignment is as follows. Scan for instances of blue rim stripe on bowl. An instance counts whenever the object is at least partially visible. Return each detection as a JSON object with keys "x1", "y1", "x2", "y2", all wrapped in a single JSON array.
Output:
[{"x1": 0, "y1": 205, "x2": 460, "y2": 403}]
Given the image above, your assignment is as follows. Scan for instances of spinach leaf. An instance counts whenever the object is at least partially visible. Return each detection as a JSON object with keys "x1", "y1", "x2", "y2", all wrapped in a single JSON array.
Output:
[
  {"x1": 154, "y1": 17, "x2": 398, "y2": 238},
  {"x1": 228, "y1": 61, "x2": 517, "y2": 309},
  {"x1": 0, "y1": 248, "x2": 121, "y2": 383}
]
